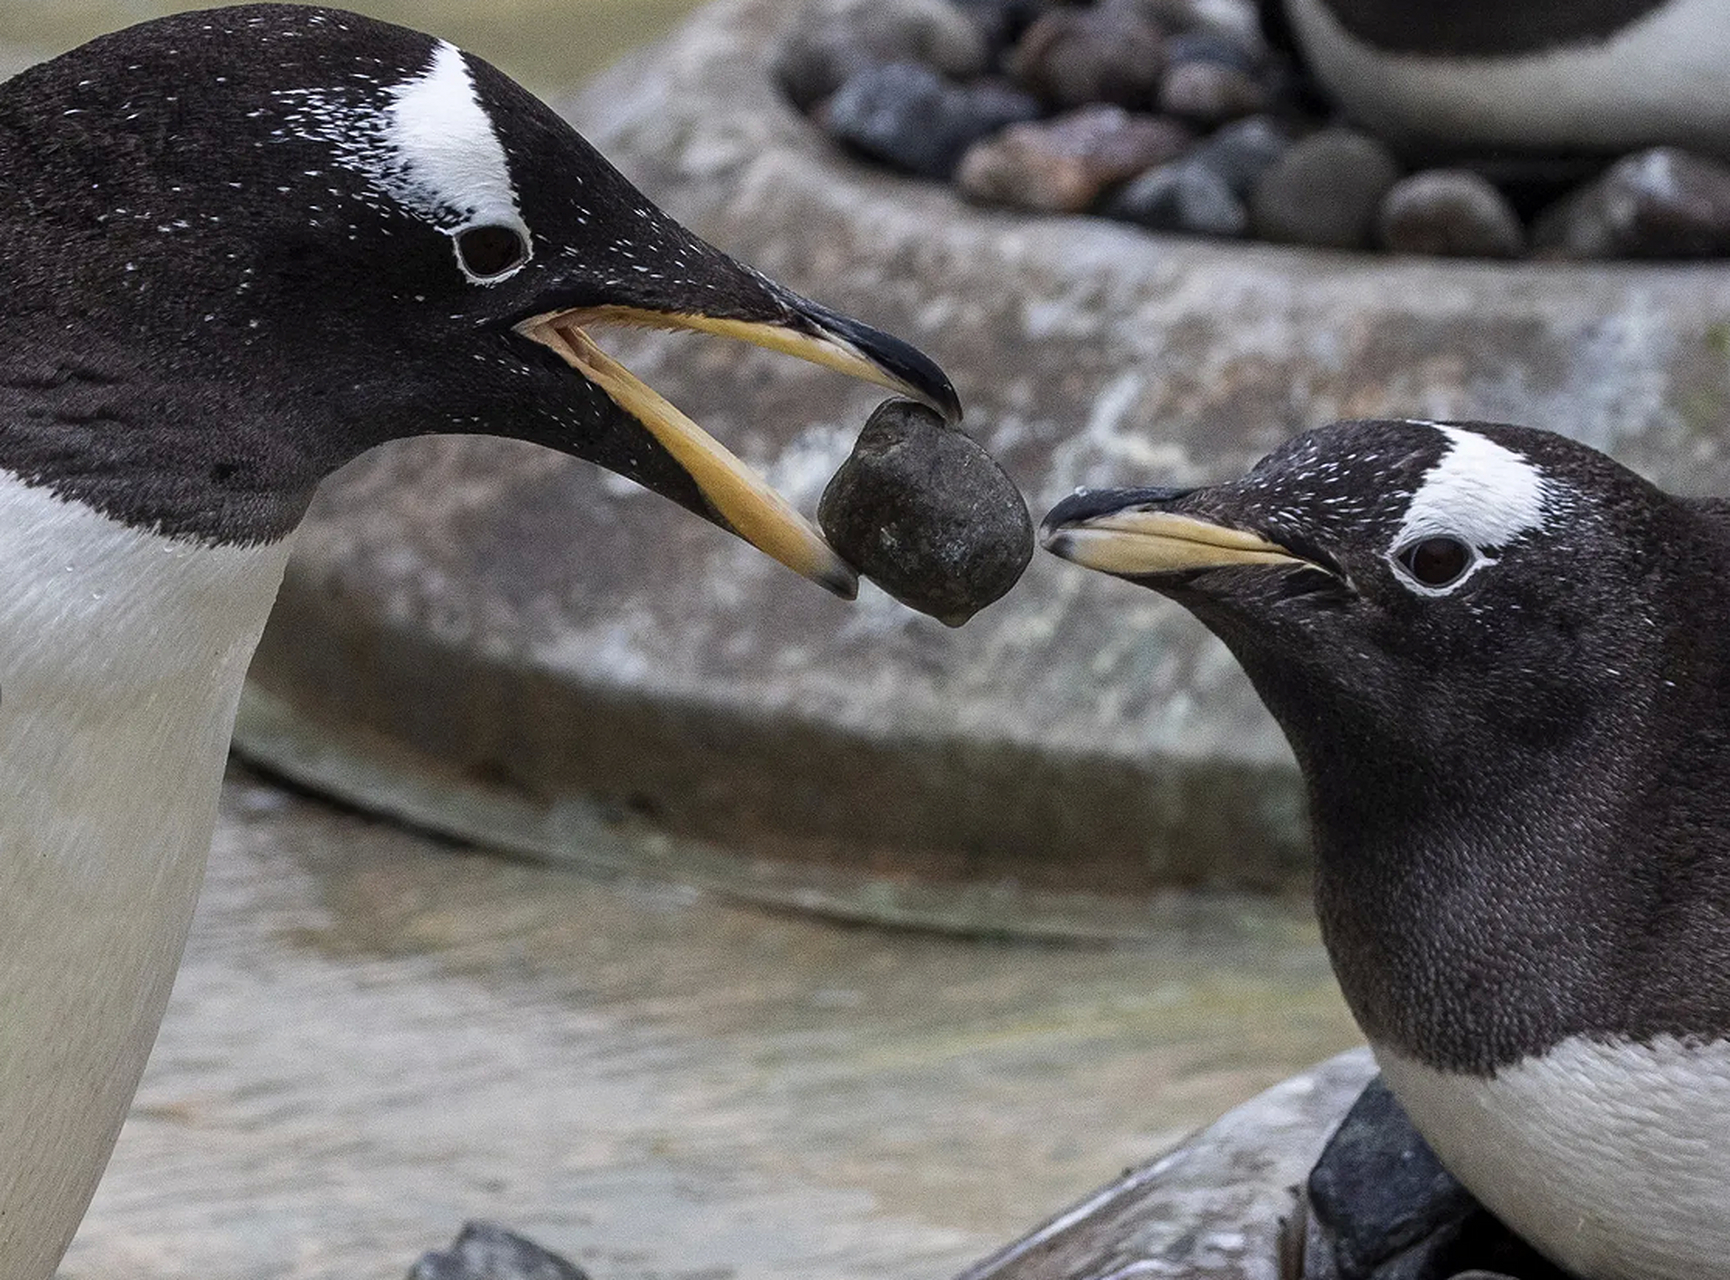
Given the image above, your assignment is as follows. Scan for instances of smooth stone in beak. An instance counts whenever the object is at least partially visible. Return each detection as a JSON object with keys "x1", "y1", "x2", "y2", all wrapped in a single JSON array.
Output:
[{"x1": 818, "y1": 399, "x2": 1033, "y2": 626}]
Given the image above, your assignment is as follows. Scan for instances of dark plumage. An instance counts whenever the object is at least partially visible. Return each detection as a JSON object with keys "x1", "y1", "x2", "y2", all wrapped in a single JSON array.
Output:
[
  {"x1": 1269, "y1": 0, "x2": 1671, "y2": 58},
  {"x1": 1045, "y1": 418, "x2": 1730, "y2": 1278},
  {"x1": 0, "y1": 5, "x2": 956, "y2": 553},
  {"x1": 0, "y1": 9, "x2": 958, "y2": 1279}
]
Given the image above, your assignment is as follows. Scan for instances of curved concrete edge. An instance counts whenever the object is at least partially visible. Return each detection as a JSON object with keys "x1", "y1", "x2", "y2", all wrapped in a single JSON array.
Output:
[
  {"x1": 239, "y1": 510, "x2": 1311, "y2": 912},
  {"x1": 955, "y1": 1048, "x2": 1377, "y2": 1280},
  {"x1": 235, "y1": 682, "x2": 1312, "y2": 943}
]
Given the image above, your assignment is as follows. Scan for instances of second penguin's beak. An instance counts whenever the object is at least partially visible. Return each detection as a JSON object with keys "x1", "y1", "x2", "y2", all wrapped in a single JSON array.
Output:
[{"x1": 1041, "y1": 487, "x2": 1316, "y2": 581}]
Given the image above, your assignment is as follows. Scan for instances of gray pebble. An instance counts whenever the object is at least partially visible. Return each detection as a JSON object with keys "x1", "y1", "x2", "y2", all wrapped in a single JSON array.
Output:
[
  {"x1": 1250, "y1": 126, "x2": 1401, "y2": 249},
  {"x1": 1134, "y1": 0, "x2": 1267, "y2": 47},
  {"x1": 1159, "y1": 59, "x2": 1268, "y2": 127},
  {"x1": 1533, "y1": 147, "x2": 1730, "y2": 259},
  {"x1": 1163, "y1": 28, "x2": 1261, "y2": 74},
  {"x1": 823, "y1": 63, "x2": 1040, "y2": 179},
  {"x1": 1105, "y1": 159, "x2": 1248, "y2": 237},
  {"x1": 1188, "y1": 114, "x2": 1292, "y2": 197},
  {"x1": 409, "y1": 1223, "x2": 587, "y2": 1280},
  {"x1": 773, "y1": 0, "x2": 990, "y2": 113},
  {"x1": 1306, "y1": 1080, "x2": 1478, "y2": 1277},
  {"x1": 1302, "y1": 1080, "x2": 1568, "y2": 1279},
  {"x1": 819, "y1": 400, "x2": 1033, "y2": 626},
  {"x1": 950, "y1": 0, "x2": 1055, "y2": 57},
  {"x1": 1376, "y1": 170, "x2": 1526, "y2": 258},
  {"x1": 957, "y1": 105, "x2": 1193, "y2": 213},
  {"x1": 1010, "y1": 0, "x2": 1167, "y2": 110}
]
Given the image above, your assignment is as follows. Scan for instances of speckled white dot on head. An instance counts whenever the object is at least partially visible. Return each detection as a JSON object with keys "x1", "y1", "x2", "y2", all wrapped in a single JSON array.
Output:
[{"x1": 1392, "y1": 423, "x2": 1552, "y2": 581}]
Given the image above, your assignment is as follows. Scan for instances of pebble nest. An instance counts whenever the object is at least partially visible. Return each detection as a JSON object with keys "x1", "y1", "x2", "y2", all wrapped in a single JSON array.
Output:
[{"x1": 774, "y1": 0, "x2": 1730, "y2": 260}]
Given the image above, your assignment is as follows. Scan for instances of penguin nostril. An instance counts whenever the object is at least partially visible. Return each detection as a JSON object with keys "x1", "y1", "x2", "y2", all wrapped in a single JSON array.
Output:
[{"x1": 1399, "y1": 536, "x2": 1473, "y2": 588}]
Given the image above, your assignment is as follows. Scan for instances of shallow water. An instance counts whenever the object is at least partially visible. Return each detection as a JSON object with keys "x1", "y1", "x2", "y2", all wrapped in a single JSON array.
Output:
[
  {"x1": 0, "y1": 0, "x2": 705, "y2": 90},
  {"x1": 58, "y1": 769, "x2": 1359, "y2": 1280}
]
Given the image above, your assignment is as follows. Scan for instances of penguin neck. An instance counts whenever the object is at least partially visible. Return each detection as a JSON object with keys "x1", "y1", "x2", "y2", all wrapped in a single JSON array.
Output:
[
  {"x1": 1302, "y1": 720, "x2": 1645, "y2": 1073},
  {"x1": 1242, "y1": 524, "x2": 1730, "y2": 1074},
  {"x1": 0, "y1": 470, "x2": 294, "y2": 770},
  {"x1": 0, "y1": 467, "x2": 292, "y2": 1279}
]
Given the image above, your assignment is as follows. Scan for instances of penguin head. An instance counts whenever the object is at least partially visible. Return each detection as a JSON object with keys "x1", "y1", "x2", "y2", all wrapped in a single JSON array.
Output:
[
  {"x1": 0, "y1": 4, "x2": 959, "y2": 593},
  {"x1": 1042, "y1": 419, "x2": 1680, "y2": 783}
]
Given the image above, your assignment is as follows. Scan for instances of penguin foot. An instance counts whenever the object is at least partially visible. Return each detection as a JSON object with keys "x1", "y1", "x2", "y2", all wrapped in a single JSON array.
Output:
[{"x1": 1300, "y1": 1078, "x2": 1574, "y2": 1280}]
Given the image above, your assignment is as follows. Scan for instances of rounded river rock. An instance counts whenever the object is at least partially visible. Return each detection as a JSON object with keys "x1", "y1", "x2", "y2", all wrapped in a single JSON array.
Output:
[{"x1": 820, "y1": 400, "x2": 1033, "y2": 626}]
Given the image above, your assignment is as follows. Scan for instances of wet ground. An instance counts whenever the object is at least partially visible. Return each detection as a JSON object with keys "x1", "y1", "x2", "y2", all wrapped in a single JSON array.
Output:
[{"x1": 60, "y1": 768, "x2": 1359, "y2": 1280}]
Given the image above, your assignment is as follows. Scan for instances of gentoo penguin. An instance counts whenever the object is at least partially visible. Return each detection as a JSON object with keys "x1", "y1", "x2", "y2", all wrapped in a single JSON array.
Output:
[
  {"x1": 0, "y1": 8, "x2": 957, "y2": 1279},
  {"x1": 1043, "y1": 419, "x2": 1730, "y2": 1280},
  {"x1": 1263, "y1": 0, "x2": 1730, "y2": 156}
]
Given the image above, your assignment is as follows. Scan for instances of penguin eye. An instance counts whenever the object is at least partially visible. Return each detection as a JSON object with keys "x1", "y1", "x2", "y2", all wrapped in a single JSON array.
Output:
[
  {"x1": 454, "y1": 225, "x2": 529, "y2": 280},
  {"x1": 1397, "y1": 536, "x2": 1474, "y2": 589}
]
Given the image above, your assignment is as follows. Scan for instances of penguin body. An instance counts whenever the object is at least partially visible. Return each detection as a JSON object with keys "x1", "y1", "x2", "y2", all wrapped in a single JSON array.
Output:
[
  {"x1": 1380, "y1": 1039, "x2": 1730, "y2": 1279},
  {"x1": 1044, "y1": 420, "x2": 1730, "y2": 1279},
  {"x1": 1276, "y1": 0, "x2": 1730, "y2": 155},
  {"x1": 0, "y1": 473, "x2": 292, "y2": 1279},
  {"x1": 0, "y1": 8, "x2": 956, "y2": 1277}
]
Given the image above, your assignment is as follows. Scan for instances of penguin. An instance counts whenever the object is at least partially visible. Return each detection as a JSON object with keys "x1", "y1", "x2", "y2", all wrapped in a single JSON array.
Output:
[
  {"x1": 1043, "y1": 419, "x2": 1730, "y2": 1280},
  {"x1": 1261, "y1": 0, "x2": 1730, "y2": 156},
  {"x1": 0, "y1": 8, "x2": 959, "y2": 1279}
]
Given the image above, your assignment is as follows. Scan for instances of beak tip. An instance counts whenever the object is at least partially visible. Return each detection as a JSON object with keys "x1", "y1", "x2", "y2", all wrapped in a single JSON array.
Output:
[
  {"x1": 1041, "y1": 529, "x2": 1076, "y2": 559},
  {"x1": 892, "y1": 353, "x2": 962, "y2": 425},
  {"x1": 930, "y1": 378, "x2": 964, "y2": 426},
  {"x1": 1042, "y1": 488, "x2": 1100, "y2": 542},
  {"x1": 794, "y1": 299, "x2": 962, "y2": 424},
  {"x1": 819, "y1": 562, "x2": 861, "y2": 600}
]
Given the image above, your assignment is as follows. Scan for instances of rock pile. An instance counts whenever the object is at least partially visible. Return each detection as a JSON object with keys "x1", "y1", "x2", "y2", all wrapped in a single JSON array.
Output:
[{"x1": 774, "y1": 0, "x2": 1730, "y2": 260}]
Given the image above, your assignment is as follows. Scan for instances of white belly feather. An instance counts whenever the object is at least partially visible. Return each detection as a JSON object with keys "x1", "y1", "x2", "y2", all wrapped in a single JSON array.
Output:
[
  {"x1": 1286, "y1": 0, "x2": 1730, "y2": 155},
  {"x1": 0, "y1": 471, "x2": 291, "y2": 1280},
  {"x1": 1377, "y1": 1036, "x2": 1730, "y2": 1280}
]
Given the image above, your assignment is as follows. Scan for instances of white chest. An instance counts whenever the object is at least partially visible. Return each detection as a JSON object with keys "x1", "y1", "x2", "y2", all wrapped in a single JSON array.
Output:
[
  {"x1": 1376, "y1": 1036, "x2": 1730, "y2": 1280},
  {"x1": 0, "y1": 472, "x2": 292, "y2": 1280},
  {"x1": 1286, "y1": 0, "x2": 1730, "y2": 154}
]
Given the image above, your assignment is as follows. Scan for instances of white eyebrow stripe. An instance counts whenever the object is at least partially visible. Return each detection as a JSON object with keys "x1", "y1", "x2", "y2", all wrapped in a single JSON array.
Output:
[
  {"x1": 1397, "y1": 425, "x2": 1551, "y2": 551},
  {"x1": 383, "y1": 41, "x2": 523, "y2": 231}
]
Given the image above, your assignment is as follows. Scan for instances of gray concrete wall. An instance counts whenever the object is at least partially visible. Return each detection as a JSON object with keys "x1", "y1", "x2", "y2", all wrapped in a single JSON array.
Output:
[{"x1": 229, "y1": 0, "x2": 1730, "y2": 920}]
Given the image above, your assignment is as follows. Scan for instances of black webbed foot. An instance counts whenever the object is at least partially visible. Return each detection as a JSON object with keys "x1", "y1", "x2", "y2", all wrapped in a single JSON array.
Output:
[{"x1": 1301, "y1": 1078, "x2": 1574, "y2": 1280}]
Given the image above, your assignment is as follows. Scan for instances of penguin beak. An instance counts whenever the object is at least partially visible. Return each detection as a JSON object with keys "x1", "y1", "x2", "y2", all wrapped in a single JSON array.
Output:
[
  {"x1": 1040, "y1": 487, "x2": 1319, "y2": 580},
  {"x1": 517, "y1": 297, "x2": 960, "y2": 601}
]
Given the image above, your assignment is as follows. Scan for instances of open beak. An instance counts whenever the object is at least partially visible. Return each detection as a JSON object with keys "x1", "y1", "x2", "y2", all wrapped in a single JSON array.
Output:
[
  {"x1": 1041, "y1": 488, "x2": 1317, "y2": 580},
  {"x1": 518, "y1": 300, "x2": 960, "y2": 601}
]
